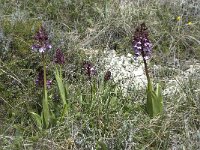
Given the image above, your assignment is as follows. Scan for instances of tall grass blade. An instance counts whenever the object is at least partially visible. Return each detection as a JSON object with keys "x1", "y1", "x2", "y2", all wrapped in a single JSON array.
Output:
[
  {"x1": 55, "y1": 67, "x2": 68, "y2": 116},
  {"x1": 42, "y1": 55, "x2": 50, "y2": 128},
  {"x1": 42, "y1": 92, "x2": 50, "y2": 128},
  {"x1": 30, "y1": 112, "x2": 42, "y2": 130}
]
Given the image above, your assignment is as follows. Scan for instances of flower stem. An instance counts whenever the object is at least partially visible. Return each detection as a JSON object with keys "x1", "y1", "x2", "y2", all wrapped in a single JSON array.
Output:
[
  {"x1": 42, "y1": 53, "x2": 47, "y2": 94},
  {"x1": 42, "y1": 52, "x2": 49, "y2": 128},
  {"x1": 141, "y1": 50, "x2": 151, "y2": 84}
]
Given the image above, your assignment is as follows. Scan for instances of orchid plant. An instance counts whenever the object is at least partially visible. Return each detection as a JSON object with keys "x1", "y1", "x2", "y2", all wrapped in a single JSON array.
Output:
[
  {"x1": 132, "y1": 23, "x2": 163, "y2": 117},
  {"x1": 31, "y1": 26, "x2": 52, "y2": 129},
  {"x1": 54, "y1": 48, "x2": 69, "y2": 122},
  {"x1": 31, "y1": 26, "x2": 70, "y2": 129}
]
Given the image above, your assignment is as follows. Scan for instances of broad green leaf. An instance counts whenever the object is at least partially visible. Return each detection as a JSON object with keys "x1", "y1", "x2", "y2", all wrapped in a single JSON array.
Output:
[
  {"x1": 42, "y1": 92, "x2": 50, "y2": 128},
  {"x1": 147, "y1": 88, "x2": 154, "y2": 117},
  {"x1": 59, "y1": 104, "x2": 68, "y2": 122},
  {"x1": 30, "y1": 112, "x2": 42, "y2": 130},
  {"x1": 50, "y1": 109, "x2": 56, "y2": 127},
  {"x1": 146, "y1": 82, "x2": 163, "y2": 117},
  {"x1": 55, "y1": 67, "x2": 67, "y2": 106},
  {"x1": 96, "y1": 141, "x2": 108, "y2": 150},
  {"x1": 155, "y1": 83, "x2": 163, "y2": 114},
  {"x1": 42, "y1": 53, "x2": 50, "y2": 128}
]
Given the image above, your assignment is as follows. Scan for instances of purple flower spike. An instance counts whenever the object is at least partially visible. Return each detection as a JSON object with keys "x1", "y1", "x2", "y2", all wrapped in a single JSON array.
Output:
[
  {"x1": 104, "y1": 70, "x2": 111, "y2": 81},
  {"x1": 32, "y1": 26, "x2": 52, "y2": 53},
  {"x1": 54, "y1": 48, "x2": 65, "y2": 65},
  {"x1": 34, "y1": 26, "x2": 48, "y2": 42},
  {"x1": 83, "y1": 61, "x2": 97, "y2": 79},
  {"x1": 132, "y1": 23, "x2": 152, "y2": 60}
]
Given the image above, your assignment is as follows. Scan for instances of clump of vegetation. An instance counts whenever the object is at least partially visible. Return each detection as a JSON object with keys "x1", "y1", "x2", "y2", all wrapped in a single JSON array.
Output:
[{"x1": 132, "y1": 23, "x2": 163, "y2": 117}]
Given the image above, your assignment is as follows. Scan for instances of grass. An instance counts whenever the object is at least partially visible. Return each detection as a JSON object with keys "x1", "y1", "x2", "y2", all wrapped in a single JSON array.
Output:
[{"x1": 0, "y1": 0, "x2": 200, "y2": 149}]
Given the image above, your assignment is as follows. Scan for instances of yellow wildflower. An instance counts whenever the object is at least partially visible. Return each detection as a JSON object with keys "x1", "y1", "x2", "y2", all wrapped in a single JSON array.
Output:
[
  {"x1": 187, "y1": 22, "x2": 192, "y2": 25},
  {"x1": 177, "y1": 16, "x2": 181, "y2": 21}
]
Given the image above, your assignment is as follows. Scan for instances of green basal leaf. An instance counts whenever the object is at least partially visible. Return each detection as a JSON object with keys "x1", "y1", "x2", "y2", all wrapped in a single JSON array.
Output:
[
  {"x1": 42, "y1": 92, "x2": 50, "y2": 128},
  {"x1": 55, "y1": 67, "x2": 67, "y2": 106},
  {"x1": 146, "y1": 82, "x2": 163, "y2": 117},
  {"x1": 30, "y1": 112, "x2": 42, "y2": 130},
  {"x1": 59, "y1": 104, "x2": 68, "y2": 122},
  {"x1": 147, "y1": 87, "x2": 154, "y2": 117},
  {"x1": 55, "y1": 67, "x2": 69, "y2": 121},
  {"x1": 96, "y1": 141, "x2": 108, "y2": 150},
  {"x1": 155, "y1": 83, "x2": 163, "y2": 114},
  {"x1": 42, "y1": 54, "x2": 50, "y2": 129},
  {"x1": 50, "y1": 109, "x2": 56, "y2": 127}
]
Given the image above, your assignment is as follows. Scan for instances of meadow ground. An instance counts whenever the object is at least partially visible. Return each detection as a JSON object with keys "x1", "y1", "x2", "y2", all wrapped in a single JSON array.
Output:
[{"x1": 0, "y1": 0, "x2": 200, "y2": 149}]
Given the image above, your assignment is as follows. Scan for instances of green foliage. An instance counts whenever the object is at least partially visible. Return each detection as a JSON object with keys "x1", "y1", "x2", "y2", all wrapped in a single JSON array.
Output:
[
  {"x1": 30, "y1": 65, "x2": 70, "y2": 130},
  {"x1": 55, "y1": 67, "x2": 67, "y2": 106},
  {"x1": 96, "y1": 141, "x2": 108, "y2": 150},
  {"x1": 54, "y1": 66, "x2": 68, "y2": 121},
  {"x1": 41, "y1": 87, "x2": 50, "y2": 128},
  {"x1": 146, "y1": 81, "x2": 163, "y2": 118},
  {"x1": 30, "y1": 112, "x2": 42, "y2": 130},
  {"x1": 63, "y1": 0, "x2": 105, "y2": 32},
  {"x1": 30, "y1": 55, "x2": 50, "y2": 130},
  {"x1": 1, "y1": 19, "x2": 42, "y2": 56}
]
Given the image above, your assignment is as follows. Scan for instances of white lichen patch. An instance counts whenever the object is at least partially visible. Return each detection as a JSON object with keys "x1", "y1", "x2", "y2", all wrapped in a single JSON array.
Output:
[
  {"x1": 103, "y1": 50, "x2": 200, "y2": 96},
  {"x1": 103, "y1": 50, "x2": 147, "y2": 94},
  {"x1": 163, "y1": 62, "x2": 200, "y2": 96}
]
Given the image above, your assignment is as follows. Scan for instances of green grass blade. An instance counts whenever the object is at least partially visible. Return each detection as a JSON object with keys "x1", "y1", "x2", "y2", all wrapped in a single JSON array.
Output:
[
  {"x1": 59, "y1": 104, "x2": 68, "y2": 122},
  {"x1": 55, "y1": 67, "x2": 67, "y2": 105},
  {"x1": 42, "y1": 94, "x2": 50, "y2": 128},
  {"x1": 30, "y1": 112, "x2": 42, "y2": 130},
  {"x1": 155, "y1": 83, "x2": 163, "y2": 114},
  {"x1": 42, "y1": 53, "x2": 50, "y2": 128}
]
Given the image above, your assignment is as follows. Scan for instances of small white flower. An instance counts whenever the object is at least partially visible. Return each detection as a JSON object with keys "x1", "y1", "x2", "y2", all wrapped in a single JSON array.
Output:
[{"x1": 39, "y1": 47, "x2": 45, "y2": 53}]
